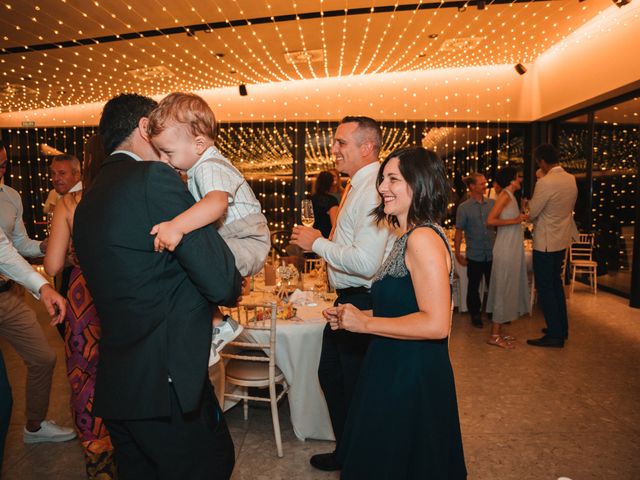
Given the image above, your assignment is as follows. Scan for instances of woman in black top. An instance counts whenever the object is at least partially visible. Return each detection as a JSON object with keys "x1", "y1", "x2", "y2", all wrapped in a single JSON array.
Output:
[{"x1": 311, "y1": 171, "x2": 339, "y2": 238}]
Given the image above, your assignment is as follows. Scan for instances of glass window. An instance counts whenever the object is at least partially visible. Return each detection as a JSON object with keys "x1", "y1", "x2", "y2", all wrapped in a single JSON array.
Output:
[{"x1": 591, "y1": 97, "x2": 639, "y2": 295}]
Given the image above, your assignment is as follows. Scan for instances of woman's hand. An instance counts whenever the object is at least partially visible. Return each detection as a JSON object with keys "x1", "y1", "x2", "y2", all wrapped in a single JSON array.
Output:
[
  {"x1": 337, "y1": 304, "x2": 369, "y2": 334},
  {"x1": 323, "y1": 306, "x2": 341, "y2": 330}
]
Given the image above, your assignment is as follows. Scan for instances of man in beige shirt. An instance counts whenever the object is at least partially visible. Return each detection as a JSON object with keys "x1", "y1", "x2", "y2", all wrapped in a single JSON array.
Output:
[{"x1": 526, "y1": 144, "x2": 577, "y2": 348}]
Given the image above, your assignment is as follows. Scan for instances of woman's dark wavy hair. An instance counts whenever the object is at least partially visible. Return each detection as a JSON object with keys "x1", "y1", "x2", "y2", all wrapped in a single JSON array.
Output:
[
  {"x1": 82, "y1": 134, "x2": 106, "y2": 191},
  {"x1": 372, "y1": 147, "x2": 449, "y2": 228},
  {"x1": 314, "y1": 171, "x2": 334, "y2": 196},
  {"x1": 494, "y1": 166, "x2": 519, "y2": 189}
]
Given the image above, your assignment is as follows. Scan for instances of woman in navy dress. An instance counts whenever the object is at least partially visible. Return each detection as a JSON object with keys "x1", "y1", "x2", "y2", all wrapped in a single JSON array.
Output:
[{"x1": 325, "y1": 147, "x2": 467, "y2": 479}]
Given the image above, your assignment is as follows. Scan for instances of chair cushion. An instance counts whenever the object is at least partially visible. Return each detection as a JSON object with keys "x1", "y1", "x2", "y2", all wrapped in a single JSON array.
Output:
[{"x1": 226, "y1": 359, "x2": 284, "y2": 382}]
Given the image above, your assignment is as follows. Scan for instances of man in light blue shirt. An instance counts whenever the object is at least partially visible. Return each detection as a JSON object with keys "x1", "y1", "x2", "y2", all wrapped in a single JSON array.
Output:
[{"x1": 455, "y1": 173, "x2": 496, "y2": 327}]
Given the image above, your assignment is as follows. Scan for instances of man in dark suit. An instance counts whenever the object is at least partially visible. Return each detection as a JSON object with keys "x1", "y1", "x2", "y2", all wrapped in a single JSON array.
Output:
[{"x1": 73, "y1": 93, "x2": 242, "y2": 480}]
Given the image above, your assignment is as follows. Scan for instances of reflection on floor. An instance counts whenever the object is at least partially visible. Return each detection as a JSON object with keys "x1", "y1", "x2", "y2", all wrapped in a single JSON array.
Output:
[{"x1": 2, "y1": 288, "x2": 639, "y2": 480}]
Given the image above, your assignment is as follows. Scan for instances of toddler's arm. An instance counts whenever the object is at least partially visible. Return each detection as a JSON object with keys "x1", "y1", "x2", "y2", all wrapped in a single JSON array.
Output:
[{"x1": 151, "y1": 191, "x2": 229, "y2": 252}]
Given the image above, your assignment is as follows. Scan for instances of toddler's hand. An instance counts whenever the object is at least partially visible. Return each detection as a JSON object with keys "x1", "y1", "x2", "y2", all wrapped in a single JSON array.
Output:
[{"x1": 150, "y1": 221, "x2": 184, "y2": 252}]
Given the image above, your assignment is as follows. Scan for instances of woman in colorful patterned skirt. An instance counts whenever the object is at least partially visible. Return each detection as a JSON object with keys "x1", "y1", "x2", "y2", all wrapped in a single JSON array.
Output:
[{"x1": 44, "y1": 134, "x2": 115, "y2": 479}]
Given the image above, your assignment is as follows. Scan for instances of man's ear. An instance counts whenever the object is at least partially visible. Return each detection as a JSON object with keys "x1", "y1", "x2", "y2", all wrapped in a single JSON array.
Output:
[
  {"x1": 138, "y1": 117, "x2": 151, "y2": 141},
  {"x1": 194, "y1": 135, "x2": 207, "y2": 155},
  {"x1": 360, "y1": 140, "x2": 374, "y2": 157}
]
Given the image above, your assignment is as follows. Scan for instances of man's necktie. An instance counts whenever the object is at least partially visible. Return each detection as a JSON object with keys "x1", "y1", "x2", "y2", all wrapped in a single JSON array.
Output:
[{"x1": 328, "y1": 180, "x2": 352, "y2": 241}]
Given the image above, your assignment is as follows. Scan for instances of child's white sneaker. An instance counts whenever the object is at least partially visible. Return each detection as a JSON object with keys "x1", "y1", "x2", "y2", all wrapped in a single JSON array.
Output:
[{"x1": 208, "y1": 316, "x2": 243, "y2": 366}]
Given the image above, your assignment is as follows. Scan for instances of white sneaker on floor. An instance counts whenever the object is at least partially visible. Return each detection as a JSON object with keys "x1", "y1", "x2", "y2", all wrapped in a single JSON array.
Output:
[
  {"x1": 23, "y1": 420, "x2": 76, "y2": 444},
  {"x1": 208, "y1": 316, "x2": 243, "y2": 366}
]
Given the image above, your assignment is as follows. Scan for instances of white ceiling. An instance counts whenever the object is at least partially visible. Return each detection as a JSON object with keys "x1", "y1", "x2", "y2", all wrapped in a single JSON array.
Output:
[{"x1": 0, "y1": 0, "x2": 619, "y2": 113}]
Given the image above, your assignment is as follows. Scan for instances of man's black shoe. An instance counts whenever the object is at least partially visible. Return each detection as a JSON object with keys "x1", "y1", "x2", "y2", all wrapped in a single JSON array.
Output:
[
  {"x1": 310, "y1": 452, "x2": 341, "y2": 471},
  {"x1": 527, "y1": 336, "x2": 564, "y2": 348},
  {"x1": 471, "y1": 315, "x2": 483, "y2": 328},
  {"x1": 541, "y1": 327, "x2": 568, "y2": 340}
]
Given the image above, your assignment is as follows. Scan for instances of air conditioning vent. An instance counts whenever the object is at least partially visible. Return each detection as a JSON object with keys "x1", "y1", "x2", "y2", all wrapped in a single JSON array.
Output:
[
  {"x1": 0, "y1": 83, "x2": 38, "y2": 97},
  {"x1": 284, "y1": 49, "x2": 324, "y2": 64},
  {"x1": 126, "y1": 65, "x2": 175, "y2": 81},
  {"x1": 439, "y1": 37, "x2": 483, "y2": 52}
]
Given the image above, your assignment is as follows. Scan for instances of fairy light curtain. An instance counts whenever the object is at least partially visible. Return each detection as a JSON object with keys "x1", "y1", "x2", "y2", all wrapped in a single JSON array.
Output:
[
  {"x1": 1, "y1": 126, "x2": 98, "y2": 239},
  {"x1": 1, "y1": 120, "x2": 530, "y2": 238}
]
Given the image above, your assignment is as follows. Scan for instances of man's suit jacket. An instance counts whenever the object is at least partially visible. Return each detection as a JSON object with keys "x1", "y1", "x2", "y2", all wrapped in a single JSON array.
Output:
[
  {"x1": 73, "y1": 153, "x2": 242, "y2": 420},
  {"x1": 529, "y1": 165, "x2": 578, "y2": 252}
]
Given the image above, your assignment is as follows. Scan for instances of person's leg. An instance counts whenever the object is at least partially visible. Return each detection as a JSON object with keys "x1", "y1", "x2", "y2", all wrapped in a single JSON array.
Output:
[
  {"x1": 104, "y1": 419, "x2": 156, "y2": 480},
  {"x1": 550, "y1": 250, "x2": 569, "y2": 338},
  {"x1": 0, "y1": 349, "x2": 12, "y2": 473},
  {"x1": 482, "y1": 260, "x2": 493, "y2": 319},
  {"x1": 317, "y1": 323, "x2": 345, "y2": 446},
  {"x1": 466, "y1": 260, "x2": 483, "y2": 325},
  {"x1": 65, "y1": 270, "x2": 115, "y2": 478},
  {"x1": 120, "y1": 382, "x2": 235, "y2": 480},
  {"x1": 335, "y1": 291, "x2": 371, "y2": 447},
  {"x1": 487, "y1": 322, "x2": 514, "y2": 349},
  {"x1": 0, "y1": 285, "x2": 56, "y2": 429},
  {"x1": 533, "y1": 251, "x2": 563, "y2": 340}
]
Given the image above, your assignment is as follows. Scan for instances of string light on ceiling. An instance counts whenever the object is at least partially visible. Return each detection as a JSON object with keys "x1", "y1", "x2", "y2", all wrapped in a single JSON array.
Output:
[{"x1": 0, "y1": 0, "x2": 627, "y2": 113}]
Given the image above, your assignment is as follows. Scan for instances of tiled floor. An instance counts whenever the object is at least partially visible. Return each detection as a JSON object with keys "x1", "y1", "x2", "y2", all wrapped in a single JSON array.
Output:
[{"x1": 2, "y1": 287, "x2": 639, "y2": 479}]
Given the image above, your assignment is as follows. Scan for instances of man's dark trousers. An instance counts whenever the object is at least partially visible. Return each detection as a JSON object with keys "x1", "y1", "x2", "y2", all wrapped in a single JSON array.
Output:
[
  {"x1": 466, "y1": 259, "x2": 492, "y2": 317},
  {"x1": 0, "y1": 349, "x2": 12, "y2": 474},
  {"x1": 533, "y1": 249, "x2": 568, "y2": 340},
  {"x1": 105, "y1": 381, "x2": 234, "y2": 480},
  {"x1": 317, "y1": 288, "x2": 371, "y2": 452}
]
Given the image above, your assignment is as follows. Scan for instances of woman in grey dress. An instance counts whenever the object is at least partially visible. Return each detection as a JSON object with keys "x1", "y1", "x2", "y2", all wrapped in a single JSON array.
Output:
[{"x1": 486, "y1": 167, "x2": 530, "y2": 349}]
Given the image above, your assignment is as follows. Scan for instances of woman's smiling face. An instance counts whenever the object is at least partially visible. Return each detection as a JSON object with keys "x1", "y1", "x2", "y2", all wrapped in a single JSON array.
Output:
[{"x1": 378, "y1": 156, "x2": 413, "y2": 221}]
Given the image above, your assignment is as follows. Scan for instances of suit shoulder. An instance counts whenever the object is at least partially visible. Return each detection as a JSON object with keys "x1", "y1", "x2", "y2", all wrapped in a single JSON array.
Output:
[{"x1": 145, "y1": 161, "x2": 183, "y2": 183}]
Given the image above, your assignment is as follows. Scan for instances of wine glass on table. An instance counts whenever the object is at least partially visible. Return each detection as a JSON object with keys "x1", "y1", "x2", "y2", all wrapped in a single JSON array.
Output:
[{"x1": 300, "y1": 199, "x2": 315, "y2": 228}]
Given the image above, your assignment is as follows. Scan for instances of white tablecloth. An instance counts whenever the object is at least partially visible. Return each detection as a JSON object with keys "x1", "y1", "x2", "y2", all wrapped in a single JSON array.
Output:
[{"x1": 222, "y1": 294, "x2": 334, "y2": 441}]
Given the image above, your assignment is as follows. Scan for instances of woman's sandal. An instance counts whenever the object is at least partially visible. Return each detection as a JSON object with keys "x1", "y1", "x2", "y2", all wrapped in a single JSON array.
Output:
[
  {"x1": 501, "y1": 334, "x2": 516, "y2": 342},
  {"x1": 487, "y1": 334, "x2": 515, "y2": 349}
]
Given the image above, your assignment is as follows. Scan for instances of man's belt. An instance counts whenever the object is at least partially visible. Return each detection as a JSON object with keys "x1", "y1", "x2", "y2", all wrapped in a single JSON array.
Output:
[
  {"x1": 0, "y1": 279, "x2": 14, "y2": 293},
  {"x1": 335, "y1": 286, "x2": 371, "y2": 296}
]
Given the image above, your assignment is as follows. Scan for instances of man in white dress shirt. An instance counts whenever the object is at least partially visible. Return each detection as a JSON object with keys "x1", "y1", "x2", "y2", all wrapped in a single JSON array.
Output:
[
  {"x1": 291, "y1": 116, "x2": 395, "y2": 471},
  {"x1": 526, "y1": 144, "x2": 578, "y2": 348},
  {"x1": 0, "y1": 141, "x2": 74, "y2": 447}
]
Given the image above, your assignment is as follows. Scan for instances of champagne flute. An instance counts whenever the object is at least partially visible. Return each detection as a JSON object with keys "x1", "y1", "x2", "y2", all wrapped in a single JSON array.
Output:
[{"x1": 301, "y1": 199, "x2": 315, "y2": 228}]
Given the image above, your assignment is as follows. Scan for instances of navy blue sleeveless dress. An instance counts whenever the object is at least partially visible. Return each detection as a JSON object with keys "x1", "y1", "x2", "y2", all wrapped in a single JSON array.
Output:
[{"x1": 337, "y1": 224, "x2": 467, "y2": 479}]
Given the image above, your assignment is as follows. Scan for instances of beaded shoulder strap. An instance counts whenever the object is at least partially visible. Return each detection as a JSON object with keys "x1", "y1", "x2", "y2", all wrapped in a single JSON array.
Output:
[{"x1": 372, "y1": 222, "x2": 454, "y2": 284}]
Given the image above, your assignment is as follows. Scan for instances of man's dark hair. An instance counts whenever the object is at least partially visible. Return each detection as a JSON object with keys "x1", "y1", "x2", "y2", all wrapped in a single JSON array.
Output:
[
  {"x1": 495, "y1": 166, "x2": 520, "y2": 189},
  {"x1": 339, "y1": 116, "x2": 382, "y2": 154},
  {"x1": 99, "y1": 93, "x2": 158, "y2": 155},
  {"x1": 372, "y1": 146, "x2": 449, "y2": 228},
  {"x1": 314, "y1": 171, "x2": 334, "y2": 196},
  {"x1": 533, "y1": 144, "x2": 560, "y2": 165}
]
